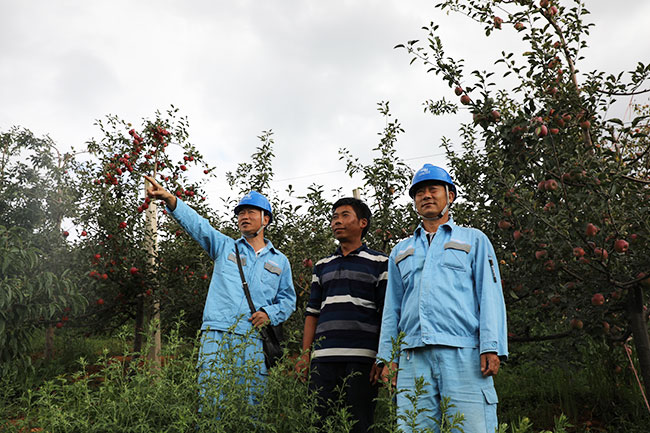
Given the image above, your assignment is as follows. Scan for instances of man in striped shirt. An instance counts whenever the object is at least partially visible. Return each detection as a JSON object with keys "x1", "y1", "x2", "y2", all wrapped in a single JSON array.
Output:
[{"x1": 297, "y1": 197, "x2": 388, "y2": 433}]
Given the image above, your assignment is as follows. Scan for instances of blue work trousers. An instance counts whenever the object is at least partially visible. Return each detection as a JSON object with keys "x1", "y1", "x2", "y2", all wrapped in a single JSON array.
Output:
[
  {"x1": 396, "y1": 346, "x2": 498, "y2": 433},
  {"x1": 197, "y1": 330, "x2": 267, "y2": 407}
]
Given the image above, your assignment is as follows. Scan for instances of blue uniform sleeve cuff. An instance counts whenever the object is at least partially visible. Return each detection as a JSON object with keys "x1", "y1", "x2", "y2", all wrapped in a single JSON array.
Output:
[{"x1": 480, "y1": 341, "x2": 498, "y2": 354}]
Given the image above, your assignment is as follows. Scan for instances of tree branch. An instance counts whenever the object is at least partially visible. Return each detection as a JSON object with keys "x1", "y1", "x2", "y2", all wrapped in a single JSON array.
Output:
[
  {"x1": 596, "y1": 88, "x2": 650, "y2": 96},
  {"x1": 509, "y1": 331, "x2": 571, "y2": 343},
  {"x1": 621, "y1": 175, "x2": 650, "y2": 185}
]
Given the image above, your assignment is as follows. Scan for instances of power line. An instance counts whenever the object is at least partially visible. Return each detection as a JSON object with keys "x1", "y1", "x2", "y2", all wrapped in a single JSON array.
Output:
[{"x1": 272, "y1": 152, "x2": 446, "y2": 183}]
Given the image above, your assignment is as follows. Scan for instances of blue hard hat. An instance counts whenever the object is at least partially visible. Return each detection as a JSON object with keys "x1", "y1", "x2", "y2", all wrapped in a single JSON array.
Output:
[
  {"x1": 408, "y1": 164, "x2": 457, "y2": 198},
  {"x1": 234, "y1": 191, "x2": 273, "y2": 223}
]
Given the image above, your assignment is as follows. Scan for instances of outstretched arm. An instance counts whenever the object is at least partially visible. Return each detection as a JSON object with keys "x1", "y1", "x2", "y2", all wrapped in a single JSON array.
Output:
[
  {"x1": 144, "y1": 175, "x2": 177, "y2": 211},
  {"x1": 145, "y1": 174, "x2": 226, "y2": 260}
]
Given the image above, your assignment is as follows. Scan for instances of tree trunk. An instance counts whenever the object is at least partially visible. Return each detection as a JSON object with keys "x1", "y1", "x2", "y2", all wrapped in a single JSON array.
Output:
[
  {"x1": 627, "y1": 286, "x2": 650, "y2": 399},
  {"x1": 133, "y1": 296, "x2": 145, "y2": 354},
  {"x1": 144, "y1": 181, "x2": 161, "y2": 365},
  {"x1": 44, "y1": 326, "x2": 55, "y2": 360}
]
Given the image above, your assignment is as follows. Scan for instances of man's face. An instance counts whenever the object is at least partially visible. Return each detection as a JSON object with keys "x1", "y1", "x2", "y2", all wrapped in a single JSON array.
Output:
[
  {"x1": 414, "y1": 182, "x2": 455, "y2": 218},
  {"x1": 330, "y1": 204, "x2": 366, "y2": 243},
  {"x1": 237, "y1": 206, "x2": 269, "y2": 236}
]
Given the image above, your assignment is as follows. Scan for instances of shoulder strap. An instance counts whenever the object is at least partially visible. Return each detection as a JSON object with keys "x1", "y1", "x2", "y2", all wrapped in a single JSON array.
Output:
[{"x1": 234, "y1": 243, "x2": 257, "y2": 315}]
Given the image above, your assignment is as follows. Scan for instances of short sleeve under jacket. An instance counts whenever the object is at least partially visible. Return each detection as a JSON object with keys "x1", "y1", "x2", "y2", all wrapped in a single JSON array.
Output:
[{"x1": 306, "y1": 244, "x2": 388, "y2": 363}]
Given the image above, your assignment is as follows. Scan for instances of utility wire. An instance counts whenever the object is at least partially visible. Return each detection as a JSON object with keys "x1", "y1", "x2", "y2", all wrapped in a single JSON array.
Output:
[{"x1": 272, "y1": 152, "x2": 446, "y2": 183}]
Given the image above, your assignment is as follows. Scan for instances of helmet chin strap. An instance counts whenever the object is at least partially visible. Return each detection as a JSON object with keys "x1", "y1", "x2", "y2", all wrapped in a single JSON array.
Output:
[
  {"x1": 416, "y1": 184, "x2": 451, "y2": 222},
  {"x1": 241, "y1": 209, "x2": 267, "y2": 239}
]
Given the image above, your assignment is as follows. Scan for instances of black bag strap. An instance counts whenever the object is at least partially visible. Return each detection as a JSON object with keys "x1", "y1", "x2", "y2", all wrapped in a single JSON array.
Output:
[{"x1": 234, "y1": 243, "x2": 257, "y2": 315}]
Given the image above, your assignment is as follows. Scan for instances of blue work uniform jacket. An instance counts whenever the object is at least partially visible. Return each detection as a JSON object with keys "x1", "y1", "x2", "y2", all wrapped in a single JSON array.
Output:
[
  {"x1": 377, "y1": 218, "x2": 508, "y2": 362},
  {"x1": 170, "y1": 199, "x2": 296, "y2": 336}
]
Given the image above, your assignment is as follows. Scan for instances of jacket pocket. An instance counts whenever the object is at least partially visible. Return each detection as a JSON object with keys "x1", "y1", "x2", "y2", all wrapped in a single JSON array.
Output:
[
  {"x1": 261, "y1": 260, "x2": 281, "y2": 287},
  {"x1": 441, "y1": 242, "x2": 470, "y2": 271}
]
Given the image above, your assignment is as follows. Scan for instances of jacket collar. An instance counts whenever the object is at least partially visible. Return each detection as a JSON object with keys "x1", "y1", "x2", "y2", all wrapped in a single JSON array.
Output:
[
  {"x1": 236, "y1": 236, "x2": 277, "y2": 254},
  {"x1": 414, "y1": 217, "x2": 456, "y2": 238}
]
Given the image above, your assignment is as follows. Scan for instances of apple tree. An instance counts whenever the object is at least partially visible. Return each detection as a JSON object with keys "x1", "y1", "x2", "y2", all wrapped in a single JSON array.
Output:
[
  {"x1": 71, "y1": 107, "x2": 216, "y2": 352},
  {"x1": 397, "y1": 0, "x2": 650, "y2": 397}
]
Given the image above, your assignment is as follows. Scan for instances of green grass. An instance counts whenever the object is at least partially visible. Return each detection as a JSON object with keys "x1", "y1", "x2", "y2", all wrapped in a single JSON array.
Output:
[{"x1": 2, "y1": 326, "x2": 649, "y2": 432}]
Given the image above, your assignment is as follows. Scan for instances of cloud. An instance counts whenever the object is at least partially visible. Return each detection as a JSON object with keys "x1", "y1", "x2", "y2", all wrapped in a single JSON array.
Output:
[{"x1": 0, "y1": 0, "x2": 648, "y2": 207}]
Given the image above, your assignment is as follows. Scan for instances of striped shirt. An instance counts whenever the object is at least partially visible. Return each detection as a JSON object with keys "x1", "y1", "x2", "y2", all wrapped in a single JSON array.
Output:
[{"x1": 306, "y1": 244, "x2": 388, "y2": 363}]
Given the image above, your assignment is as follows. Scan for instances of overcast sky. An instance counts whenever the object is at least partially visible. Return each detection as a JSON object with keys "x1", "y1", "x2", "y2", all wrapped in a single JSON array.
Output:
[{"x1": 2, "y1": 0, "x2": 649, "y2": 209}]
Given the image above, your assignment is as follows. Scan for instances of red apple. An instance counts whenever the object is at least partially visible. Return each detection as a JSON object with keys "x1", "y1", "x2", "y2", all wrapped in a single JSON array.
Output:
[
  {"x1": 56, "y1": 322, "x2": 64, "y2": 329},
  {"x1": 570, "y1": 318, "x2": 583, "y2": 329},
  {"x1": 572, "y1": 247, "x2": 585, "y2": 257},
  {"x1": 303, "y1": 258, "x2": 313, "y2": 268},
  {"x1": 180, "y1": 165, "x2": 187, "y2": 171},
  {"x1": 493, "y1": 16, "x2": 503, "y2": 29},
  {"x1": 614, "y1": 239, "x2": 629, "y2": 253},
  {"x1": 594, "y1": 248, "x2": 608, "y2": 261},
  {"x1": 535, "y1": 125, "x2": 548, "y2": 137},
  {"x1": 544, "y1": 260, "x2": 555, "y2": 271},
  {"x1": 118, "y1": 221, "x2": 127, "y2": 229},
  {"x1": 454, "y1": 86, "x2": 463, "y2": 96},
  {"x1": 130, "y1": 267, "x2": 138, "y2": 275},
  {"x1": 513, "y1": 230, "x2": 522, "y2": 241},
  {"x1": 201, "y1": 274, "x2": 208, "y2": 280},
  {"x1": 544, "y1": 179, "x2": 558, "y2": 191},
  {"x1": 585, "y1": 223, "x2": 599, "y2": 237},
  {"x1": 97, "y1": 298, "x2": 105, "y2": 306},
  {"x1": 81, "y1": 230, "x2": 88, "y2": 236},
  {"x1": 535, "y1": 250, "x2": 548, "y2": 260},
  {"x1": 540, "y1": 0, "x2": 549, "y2": 7},
  {"x1": 514, "y1": 22, "x2": 525, "y2": 31},
  {"x1": 591, "y1": 293, "x2": 605, "y2": 306},
  {"x1": 62, "y1": 231, "x2": 69, "y2": 238},
  {"x1": 460, "y1": 94, "x2": 471, "y2": 105},
  {"x1": 204, "y1": 169, "x2": 209, "y2": 174},
  {"x1": 580, "y1": 120, "x2": 591, "y2": 130},
  {"x1": 498, "y1": 220, "x2": 512, "y2": 230}
]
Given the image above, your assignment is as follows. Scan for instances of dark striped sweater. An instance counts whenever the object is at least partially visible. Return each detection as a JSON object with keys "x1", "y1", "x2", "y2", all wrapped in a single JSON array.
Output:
[{"x1": 306, "y1": 244, "x2": 388, "y2": 363}]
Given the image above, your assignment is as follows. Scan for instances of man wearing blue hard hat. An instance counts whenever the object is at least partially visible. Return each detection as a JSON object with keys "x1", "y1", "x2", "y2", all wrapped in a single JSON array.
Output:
[
  {"x1": 144, "y1": 175, "x2": 296, "y2": 399},
  {"x1": 377, "y1": 164, "x2": 508, "y2": 432}
]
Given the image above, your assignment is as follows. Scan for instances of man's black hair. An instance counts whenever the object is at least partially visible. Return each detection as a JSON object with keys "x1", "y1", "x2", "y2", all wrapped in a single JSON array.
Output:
[{"x1": 332, "y1": 197, "x2": 372, "y2": 238}]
